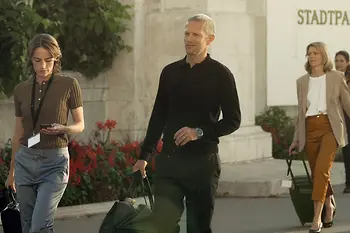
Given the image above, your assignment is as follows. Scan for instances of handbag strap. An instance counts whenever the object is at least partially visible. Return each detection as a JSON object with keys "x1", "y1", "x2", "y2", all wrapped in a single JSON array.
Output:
[
  {"x1": 0, "y1": 188, "x2": 19, "y2": 213},
  {"x1": 8, "y1": 187, "x2": 17, "y2": 204}
]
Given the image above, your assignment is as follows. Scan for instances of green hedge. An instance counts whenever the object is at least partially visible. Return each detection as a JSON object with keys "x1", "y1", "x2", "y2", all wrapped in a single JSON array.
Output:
[{"x1": 0, "y1": 0, "x2": 132, "y2": 97}]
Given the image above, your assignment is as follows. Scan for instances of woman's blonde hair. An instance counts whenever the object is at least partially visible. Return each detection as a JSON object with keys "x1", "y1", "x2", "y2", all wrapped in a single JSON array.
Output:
[{"x1": 304, "y1": 42, "x2": 333, "y2": 74}]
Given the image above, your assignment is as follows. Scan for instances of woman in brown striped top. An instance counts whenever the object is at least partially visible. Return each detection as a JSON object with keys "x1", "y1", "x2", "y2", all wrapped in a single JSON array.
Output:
[{"x1": 6, "y1": 34, "x2": 85, "y2": 233}]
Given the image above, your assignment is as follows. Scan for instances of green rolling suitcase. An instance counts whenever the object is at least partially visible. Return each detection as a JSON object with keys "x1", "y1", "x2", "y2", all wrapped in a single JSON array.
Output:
[{"x1": 286, "y1": 153, "x2": 315, "y2": 226}]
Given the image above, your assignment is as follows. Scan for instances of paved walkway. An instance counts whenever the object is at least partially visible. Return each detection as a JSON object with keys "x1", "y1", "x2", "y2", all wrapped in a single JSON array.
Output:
[
  {"x1": 218, "y1": 158, "x2": 345, "y2": 197},
  {"x1": 33, "y1": 185, "x2": 350, "y2": 233},
  {"x1": 1, "y1": 159, "x2": 347, "y2": 232}
]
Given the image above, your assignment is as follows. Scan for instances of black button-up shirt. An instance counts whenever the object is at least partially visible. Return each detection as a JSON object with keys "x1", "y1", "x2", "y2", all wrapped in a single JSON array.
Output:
[{"x1": 140, "y1": 54, "x2": 241, "y2": 160}]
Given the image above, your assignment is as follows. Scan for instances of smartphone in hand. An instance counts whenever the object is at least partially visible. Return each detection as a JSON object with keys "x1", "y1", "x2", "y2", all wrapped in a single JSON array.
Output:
[{"x1": 40, "y1": 124, "x2": 53, "y2": 129}]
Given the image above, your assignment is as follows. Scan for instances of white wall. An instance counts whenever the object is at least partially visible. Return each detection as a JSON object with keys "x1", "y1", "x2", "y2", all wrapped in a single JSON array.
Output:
[{"x1": 266, "y1": 0, "x2": 350, "y2": 106}]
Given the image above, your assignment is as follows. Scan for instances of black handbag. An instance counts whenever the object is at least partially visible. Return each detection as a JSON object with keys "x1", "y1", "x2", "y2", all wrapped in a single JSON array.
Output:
[
  {"x1": 1, "y1": 188, "x2": 22, "y2": 233},
  {"x1": 0, "y1": 188, "x2": 9, "y2": 212}
]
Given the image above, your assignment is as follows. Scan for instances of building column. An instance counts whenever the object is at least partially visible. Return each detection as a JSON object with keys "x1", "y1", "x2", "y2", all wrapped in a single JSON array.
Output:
[
  {"x1": 128, "y1": 0, "x2": 272, "y2": 162},
  {"x1": 205, "y1": 0, "x2": 271, "y2": 162}
]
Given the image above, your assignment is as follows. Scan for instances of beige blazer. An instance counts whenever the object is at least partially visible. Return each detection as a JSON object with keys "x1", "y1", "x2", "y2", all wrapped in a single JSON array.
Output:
[{"x1": 294, "y1": 70, "x2": 350, "y2": 152}]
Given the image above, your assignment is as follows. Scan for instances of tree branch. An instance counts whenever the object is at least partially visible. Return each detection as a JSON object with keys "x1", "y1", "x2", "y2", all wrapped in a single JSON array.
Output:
[{"x1": 23, "y1": 0, "x2": 33, "y2": 7}]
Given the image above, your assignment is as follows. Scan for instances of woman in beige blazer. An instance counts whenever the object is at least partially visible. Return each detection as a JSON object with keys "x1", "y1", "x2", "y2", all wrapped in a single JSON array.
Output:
[{"x1": 289, "y1": 41, "x2": 350, "y2": 233}]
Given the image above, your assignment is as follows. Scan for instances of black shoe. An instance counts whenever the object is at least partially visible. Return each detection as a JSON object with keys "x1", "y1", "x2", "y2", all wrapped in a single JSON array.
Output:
[
  {"x1": 323, "y1": 197, "x2": 336, "y2": 228},
  {"x1": 323, "y1": 208, "x2": 336, "y2": 228},
  {"x1": 309, "y1": 223, "x2": 322, "y2": 233},
  {"x1": 343, "y1": 186, "x2": 350, "y2": 193}
]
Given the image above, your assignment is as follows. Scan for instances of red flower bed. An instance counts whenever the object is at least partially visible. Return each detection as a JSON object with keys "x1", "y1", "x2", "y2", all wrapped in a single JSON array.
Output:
[{"x1": 0, "y1": 120, "x2": 161, "y2": 206}]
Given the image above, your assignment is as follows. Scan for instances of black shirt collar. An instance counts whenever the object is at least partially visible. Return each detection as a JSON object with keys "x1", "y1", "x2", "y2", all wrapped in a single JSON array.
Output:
[{"x1": 180, "y1": 54, "x2": 212, "y2": 68}]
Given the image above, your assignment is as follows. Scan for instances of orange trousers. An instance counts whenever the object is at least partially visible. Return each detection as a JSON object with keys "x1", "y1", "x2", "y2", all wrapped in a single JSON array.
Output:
[{"x1": 305, "y1": 114, "x2": 337, "y2": 203}]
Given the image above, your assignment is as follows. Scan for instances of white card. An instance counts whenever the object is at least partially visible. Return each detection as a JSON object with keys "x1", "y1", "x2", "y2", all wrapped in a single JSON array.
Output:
[
  {"x1": 281, "y1": 180, "x2": 292, "y2": 188},
  {"x1": 28, "y1": 133, "x2": 40, "y2": 148}
]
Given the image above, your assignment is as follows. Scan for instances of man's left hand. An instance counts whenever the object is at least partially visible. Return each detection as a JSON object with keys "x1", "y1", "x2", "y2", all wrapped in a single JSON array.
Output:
[
  {"x1": 174, "y1": 127, "x2": 198, "y2": 146},
  {"x1": 40, "y1": 123, "x2": 67, "y2": 135}
]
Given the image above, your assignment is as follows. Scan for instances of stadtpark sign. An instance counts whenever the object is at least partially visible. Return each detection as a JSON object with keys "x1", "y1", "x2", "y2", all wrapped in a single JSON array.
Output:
[
  {"x1": 266, "y1": 0, "x2": 350, "y2": 106},
  {"x1": 297, "y1": 9, "x2": 350, "y2": 25}
]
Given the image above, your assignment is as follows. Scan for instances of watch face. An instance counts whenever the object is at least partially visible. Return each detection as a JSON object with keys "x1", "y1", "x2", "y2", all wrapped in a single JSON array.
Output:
[{"x1": 196, "y1": 128, "x2": 203, "y2": 137}]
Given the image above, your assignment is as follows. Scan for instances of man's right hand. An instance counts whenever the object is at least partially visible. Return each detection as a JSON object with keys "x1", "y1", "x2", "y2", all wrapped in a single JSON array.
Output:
[
  {"x1": 132, "y1": 160, "x2": 148, "y2": 178},
  {"x1": 5, "y1": 172, "x2": 16, "y2": 192}
]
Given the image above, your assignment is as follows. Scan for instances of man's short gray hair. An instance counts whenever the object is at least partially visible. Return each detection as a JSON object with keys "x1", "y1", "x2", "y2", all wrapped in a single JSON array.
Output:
[{"x1": 186, "y1": 14, "x2": 215, "y2": 36}]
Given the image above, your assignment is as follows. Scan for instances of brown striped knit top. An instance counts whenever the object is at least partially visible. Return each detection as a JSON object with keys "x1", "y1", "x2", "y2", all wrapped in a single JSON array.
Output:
[{"x1": 13, "y1": 73, "x2": 83, "y2": 149}]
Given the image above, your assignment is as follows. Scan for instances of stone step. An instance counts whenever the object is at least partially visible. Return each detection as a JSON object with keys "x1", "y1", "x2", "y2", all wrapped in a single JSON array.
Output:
[
  {"x1": 218, "y1": 126, "x2": 272, "y2": 163},
  {"x1": 217, "y1": 158, "x2": 345, "y2": 197},
  {"x1": 1, "y1": 158, "x2": 345, "y2": 223},
  {"x1": 52, "y1": 158, "x2": 346, "y2": 220}
]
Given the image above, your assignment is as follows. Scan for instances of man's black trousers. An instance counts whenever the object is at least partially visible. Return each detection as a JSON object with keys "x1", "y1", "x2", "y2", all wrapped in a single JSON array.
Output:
[{"x1": 152, "y1": 152, "x2": 221, "y2": 233}]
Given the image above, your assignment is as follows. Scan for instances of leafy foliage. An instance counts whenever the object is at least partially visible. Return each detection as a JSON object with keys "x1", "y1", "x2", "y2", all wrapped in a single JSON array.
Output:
[
  {"x1": 0, "y1": 140, "x2": 12, "y2": 187},
  {"x1": 256, "y1": 107, "x2": 345, "y2": 162},
  {"x1": 0, "y1": 0, "x2": 47, "y2": 97},
  {"x1": 256, "y1": 107, "x2": 295, "y2": 159},
  {"x1": 33, "y1": 0, "x2": 133, "y2": 78},
  {"x1": 0, "y1": 0, "x2": 132, "y2": 97},
  {"x1": 0, "y1": 120, "x2": 160, "y2": 206}
]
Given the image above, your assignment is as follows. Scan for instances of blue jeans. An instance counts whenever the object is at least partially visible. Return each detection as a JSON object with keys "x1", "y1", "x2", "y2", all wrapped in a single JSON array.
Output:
[{"x1": 14, "y1": 145, "x2": 69, "y2": 233}]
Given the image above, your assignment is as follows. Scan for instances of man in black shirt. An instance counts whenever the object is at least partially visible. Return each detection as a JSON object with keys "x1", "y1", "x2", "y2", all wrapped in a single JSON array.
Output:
[{"x1": 133, "y1": 13, "x2": 241, "y2": 233}]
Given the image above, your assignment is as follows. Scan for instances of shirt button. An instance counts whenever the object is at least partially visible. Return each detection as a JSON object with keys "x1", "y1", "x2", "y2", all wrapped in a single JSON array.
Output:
[
  {"x1": 38, "y1": 98, "x2": 41, "y2": 101},
  {"x1": 39, "y1": 89, "x2": 42, "y2": 92}
]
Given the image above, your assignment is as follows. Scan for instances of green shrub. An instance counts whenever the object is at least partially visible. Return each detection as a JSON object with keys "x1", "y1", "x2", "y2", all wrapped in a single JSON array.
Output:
[
  {"x1": 256, "y1": 107, "x2": 345, "y2": 162},
  {"x1": 0, "y1": 0, "x2": 132, "y2": 97},
  {"x1": 0, "y1": 140, "x2": 12, "y2": 187},
  {"x1": 33, "y1": 0, "x2": 133, "y2": 78},
  {"x1": 0, "y1": 120, "x2": 160, "y2": 206},
  {"x1": 0, "y1": 0, "x2": 47, "y2": 97},
  {"x1": 256, "y1": 107, "x2": 295, "y2": 159}
]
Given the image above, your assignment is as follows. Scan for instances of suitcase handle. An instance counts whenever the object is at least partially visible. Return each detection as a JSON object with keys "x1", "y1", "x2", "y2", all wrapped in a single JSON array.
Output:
[
  {"x1": 133, "y1": 171, "x2": 154, "y2": 210},
  {"x1": 285, "y1": 152, "x2": 312, "y2": 188},
  {"x1": 121, "y1": 171, "x2": 154, "y2": 210}
]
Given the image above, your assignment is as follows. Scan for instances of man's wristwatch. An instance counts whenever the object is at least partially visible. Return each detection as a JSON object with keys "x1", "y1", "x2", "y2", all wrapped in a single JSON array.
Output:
[{"x1": 195, "y1": 128, "x2": 203, "y2": 139}]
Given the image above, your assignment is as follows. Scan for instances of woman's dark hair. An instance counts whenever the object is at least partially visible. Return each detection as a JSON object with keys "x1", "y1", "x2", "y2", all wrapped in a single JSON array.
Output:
[
  {"x1": 28, "y1": 34, "x2": 62, "y2": 74},
  {"x1": 345, "y1": 65, "x2": 350, "y2": 82},
  {"x1": 335, "y1": 50, "x2": 350, "y2": 62}
]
